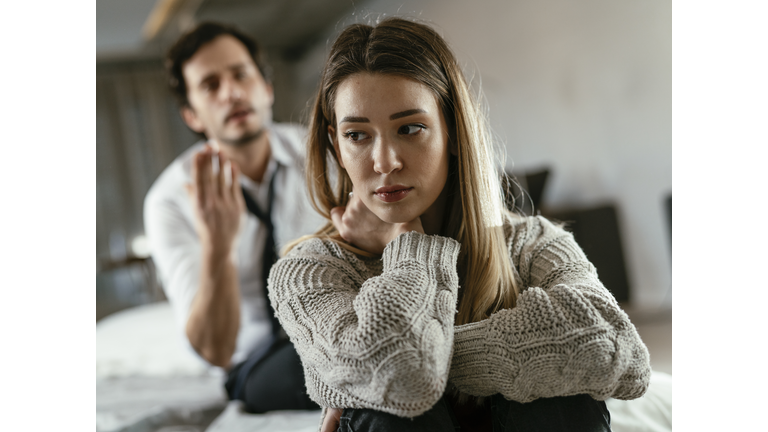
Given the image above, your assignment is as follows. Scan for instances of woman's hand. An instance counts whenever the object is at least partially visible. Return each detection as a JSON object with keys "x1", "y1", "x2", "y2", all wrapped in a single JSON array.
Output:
[
  {"x1": 331, "y1": 191, "x2": 423, "y2": 255},
  {"x1": 321, "y1": 408, "x2": 343, "y2": 432}
]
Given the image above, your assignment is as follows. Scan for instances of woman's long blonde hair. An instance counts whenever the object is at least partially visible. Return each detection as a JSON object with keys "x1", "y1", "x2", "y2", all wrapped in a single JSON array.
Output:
[{"x1": 290, "y1": 17, "x2": 520, "y2": 324}]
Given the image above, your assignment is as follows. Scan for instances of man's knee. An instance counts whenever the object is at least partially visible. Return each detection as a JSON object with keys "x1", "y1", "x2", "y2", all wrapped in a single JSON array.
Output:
[{"x1": 241, "y1": 341, "x2": 318, "y2": 413}]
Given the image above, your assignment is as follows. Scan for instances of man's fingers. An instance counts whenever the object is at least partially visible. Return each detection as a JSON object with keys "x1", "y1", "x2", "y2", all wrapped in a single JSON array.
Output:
[
  {"x1": 192, "y1": 152, "x2": 207, "y2": 206},
  {"x1": 231, "y1": 162, "x2": 245, "y2": 211},
  {"x1": 215, "y1": 151, "x2": 226, "y2": 197},
  {"x1": 198, "y1": 148, "x2": 211, "y2": 182},
  {"x1": 202, "y1": 149, "x2": 216, "y2": 198}
]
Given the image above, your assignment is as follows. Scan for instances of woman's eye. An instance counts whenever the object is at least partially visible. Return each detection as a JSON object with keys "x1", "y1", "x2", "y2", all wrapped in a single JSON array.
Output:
[
  {"x1": 342, "y1": 131, "x2": 368, "y2": 142},
  {"x1": 398, "y1": 124, "x2": 425, "y2": 135}
]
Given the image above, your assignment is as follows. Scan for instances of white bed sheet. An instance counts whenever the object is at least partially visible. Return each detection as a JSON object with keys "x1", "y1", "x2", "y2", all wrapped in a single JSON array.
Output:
[
  {"x1": 606, "y1": 371, "x2": 673, "y2": 432},
  {"x1": 97, "y1": 301, "x2": 226, "y2": 432},
  {"x1": 207, "y1": 402, "x2": 321, "y2": 432},
  {"x1": 96, "y1": 376, "x2": 226, "y2": 432},
  {"x1": 97, "y1": 301, "x2": 671, "y2": 432},
  {"x1": 207, "y1": 372, "x2": 672, "y2": 432}
]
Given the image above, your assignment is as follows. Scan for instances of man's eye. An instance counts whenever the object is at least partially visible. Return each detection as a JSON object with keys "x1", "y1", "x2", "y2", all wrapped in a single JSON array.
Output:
[
  {"x1": 398, "y1": 124, "x2": 425, "y2": 135},
  {"x1": 342, "y1": 131, "x2": 368, "y2": 141},
  {"x1": 202, "y1": 81, "x2": 219, "y2": 92}
]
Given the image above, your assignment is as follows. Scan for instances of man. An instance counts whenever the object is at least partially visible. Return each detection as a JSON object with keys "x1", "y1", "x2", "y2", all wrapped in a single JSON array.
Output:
[{"x1": 143, "y1": 22, "x2": 323, "y2": 413}]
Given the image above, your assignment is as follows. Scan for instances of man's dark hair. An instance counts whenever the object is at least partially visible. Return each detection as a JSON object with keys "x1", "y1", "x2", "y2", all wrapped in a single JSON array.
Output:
[{"x1": 165, "y1": 22, "x2": 272, "y2": 107}]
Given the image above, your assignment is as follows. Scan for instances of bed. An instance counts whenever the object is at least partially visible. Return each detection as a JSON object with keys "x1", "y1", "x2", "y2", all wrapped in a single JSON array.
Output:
[{"x1": 96, "y1": 301, "x2": 671, "y2": 432}]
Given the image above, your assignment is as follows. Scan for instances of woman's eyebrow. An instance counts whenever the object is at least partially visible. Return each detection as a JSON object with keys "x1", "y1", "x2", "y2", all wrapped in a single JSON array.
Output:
[
  {"x1": 390, "y1": 109, "x2": 426, "y2": 120},
  {"x1": 339, "y1": 109, "x2": 427, "y2": 124},
  {"x1": 339, "y1": 116, "x2": 369, "y2": 124}
]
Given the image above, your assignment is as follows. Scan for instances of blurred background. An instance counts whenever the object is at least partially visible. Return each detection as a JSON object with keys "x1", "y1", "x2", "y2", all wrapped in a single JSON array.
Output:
[{"x1": 96, "y1": 0, "x2": 671, "y2": 370}]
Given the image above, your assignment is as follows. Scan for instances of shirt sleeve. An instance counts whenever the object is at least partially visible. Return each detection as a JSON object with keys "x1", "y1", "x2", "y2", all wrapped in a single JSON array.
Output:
[
  {"x1": 449, "y1": 216, "x2": 651, "y2": 402},
  {"x1": 267, "y1": 232, "x2": 461, "y2": 418},
  {"x1": 143, "y1": 187, "x2": 201, "y2": 332}
]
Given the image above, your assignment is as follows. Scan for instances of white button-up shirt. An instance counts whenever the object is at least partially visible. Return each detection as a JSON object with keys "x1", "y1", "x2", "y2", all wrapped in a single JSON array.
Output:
[{"x1": 144, "y1": 123, "x2": 326, "y2": 366}]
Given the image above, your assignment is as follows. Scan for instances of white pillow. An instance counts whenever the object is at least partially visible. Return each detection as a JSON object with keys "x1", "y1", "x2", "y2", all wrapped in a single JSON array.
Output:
[{"x1": 96, "y1": 301, "x2": 216, "y2": 378}]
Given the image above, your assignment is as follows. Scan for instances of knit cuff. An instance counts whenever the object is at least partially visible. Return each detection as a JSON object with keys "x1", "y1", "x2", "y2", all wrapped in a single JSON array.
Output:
[
  {"x1": 449, "y1": 320, "x2": 494, "y2": 387},
  {"x1": 382, "y1": 231, "x2": 460, "y2": 271}
]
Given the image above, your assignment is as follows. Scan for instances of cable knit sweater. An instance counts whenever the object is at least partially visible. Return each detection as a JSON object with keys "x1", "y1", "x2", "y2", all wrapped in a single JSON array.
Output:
[{"x1": 267, "y1": 215, "x2": 651, "y2": 419}]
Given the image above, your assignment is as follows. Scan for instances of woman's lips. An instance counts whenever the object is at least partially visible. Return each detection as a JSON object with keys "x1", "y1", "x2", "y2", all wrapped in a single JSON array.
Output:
[{"x1": 374, "y1": 186, "x2": 413, "y2": 203}]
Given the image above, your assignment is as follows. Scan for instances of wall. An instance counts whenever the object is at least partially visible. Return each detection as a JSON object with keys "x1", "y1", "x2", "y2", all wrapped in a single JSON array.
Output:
[
  {"x1": 96, "y1": 61, "x2": 199, "y2": 318},
  {"x1": 95, "y1": 0, "x2": 672, "y2": 313},
  {"x1": 287, "y1": 0, "x2": 671, "y2": 310}
]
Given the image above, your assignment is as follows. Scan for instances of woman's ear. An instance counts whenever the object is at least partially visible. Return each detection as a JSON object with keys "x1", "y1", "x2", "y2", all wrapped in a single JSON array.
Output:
[{"x1": 328, "y1": 126, "x2": 345, "y2": 169}]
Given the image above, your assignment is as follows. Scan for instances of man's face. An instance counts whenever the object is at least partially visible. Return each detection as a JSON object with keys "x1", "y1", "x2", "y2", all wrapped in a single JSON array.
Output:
[{"x1": 181, "y1": 35, "x2": 274, "y2": 146}]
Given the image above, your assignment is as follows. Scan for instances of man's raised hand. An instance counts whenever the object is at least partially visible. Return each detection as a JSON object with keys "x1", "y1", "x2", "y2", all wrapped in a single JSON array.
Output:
[{"x1": 185, "y1": 144, "x2": 245, "y2": 260}]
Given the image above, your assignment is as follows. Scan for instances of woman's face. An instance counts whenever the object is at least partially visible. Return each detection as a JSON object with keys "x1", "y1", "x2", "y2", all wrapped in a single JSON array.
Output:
[{"x1": 330, "y1": 73, "x2": 451, "y2": 226}]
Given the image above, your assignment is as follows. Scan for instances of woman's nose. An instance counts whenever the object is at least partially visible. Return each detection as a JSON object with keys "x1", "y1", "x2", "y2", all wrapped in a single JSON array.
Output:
[{"x1": 372, "y1": 139, "x2": 403, "y2": 174}]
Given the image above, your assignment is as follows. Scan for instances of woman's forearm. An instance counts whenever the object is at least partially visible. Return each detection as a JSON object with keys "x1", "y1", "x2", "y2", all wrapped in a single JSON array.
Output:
[
  {"x1": 449, "y1": 217, "x2": 651, "y2": 402},
  {"x1": 268, "y1": 232, "x2": 461, "y2": 417},
  {"x1": 450, "y1": 279, "x2": 650, "y2": 402}
]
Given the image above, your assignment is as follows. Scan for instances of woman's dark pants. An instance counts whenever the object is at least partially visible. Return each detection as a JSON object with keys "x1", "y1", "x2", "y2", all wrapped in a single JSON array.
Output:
[{"x1": 337, "y1": 393, "x2": 611, "y2": 432}]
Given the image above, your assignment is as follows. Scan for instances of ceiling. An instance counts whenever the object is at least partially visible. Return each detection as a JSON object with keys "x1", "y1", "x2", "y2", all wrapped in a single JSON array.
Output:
[{"x1": 97, "y1": 0, "x2": 361, "y2": 61}]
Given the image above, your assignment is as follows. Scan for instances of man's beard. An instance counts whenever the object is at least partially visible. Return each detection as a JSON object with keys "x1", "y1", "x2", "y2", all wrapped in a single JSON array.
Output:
[{"x1": 219, "y1": 127, "x2": 267, "y2": 147}]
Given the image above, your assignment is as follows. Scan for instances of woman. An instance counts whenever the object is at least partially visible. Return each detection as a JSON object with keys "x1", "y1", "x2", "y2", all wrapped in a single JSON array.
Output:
[{"x1": 267, "y1": 17, "x2": 651, "y2": 432}]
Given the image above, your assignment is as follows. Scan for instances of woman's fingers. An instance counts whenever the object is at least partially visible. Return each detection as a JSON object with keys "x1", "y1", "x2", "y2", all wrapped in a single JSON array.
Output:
[
  {"x1": 346, "y1": 192, "x2": 378, "y2": 220},
  {"x1": 330, "y1": 206, "x2": 348, "y2": 239},
  {"x1": 321, "y1": 408, "x2": 343, "y2": 432}
]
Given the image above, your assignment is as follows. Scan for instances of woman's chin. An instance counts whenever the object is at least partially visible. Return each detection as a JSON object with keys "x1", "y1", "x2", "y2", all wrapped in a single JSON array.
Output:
[
  {"x1": 377, "y1": 215, "x2": 409, "y2": 224},
  {"x1": 373, "y1": 208, "x2": 419, "y2": 225}
]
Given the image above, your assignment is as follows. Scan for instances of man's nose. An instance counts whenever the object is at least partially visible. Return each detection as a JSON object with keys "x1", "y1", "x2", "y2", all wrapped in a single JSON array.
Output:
[
  {"x1": 219, "y1": 78, "x2": 244, "y2": 102},
  {"x1": 372, "y1": 138, "x2": 403, "y2": 175}
]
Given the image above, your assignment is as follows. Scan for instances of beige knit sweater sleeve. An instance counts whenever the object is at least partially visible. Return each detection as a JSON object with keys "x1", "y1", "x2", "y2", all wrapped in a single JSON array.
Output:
[
  {"x1": 268, "y1": 215, "x2": 651, "y2": 419},
  {"x1": 449, "y1": 215, "x2": 651, "y2": 402},
  {"x1": 267, "y1": 231, "x2": 461, "y2": 418}
]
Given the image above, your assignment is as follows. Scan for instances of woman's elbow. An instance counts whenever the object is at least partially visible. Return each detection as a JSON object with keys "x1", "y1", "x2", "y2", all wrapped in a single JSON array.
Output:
[
  {"x1": 382, "y1": 359, "x2": 450, "y2": 417},
  {"x1": 384, "y1": 380, "x2": 447, "y2": 418},
  {"x1": 582, "y1": 330, "x2": 651, "y2": 400},
  {"x1": 611, "y1": 333, "x2": 652, "y2": 399}
]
